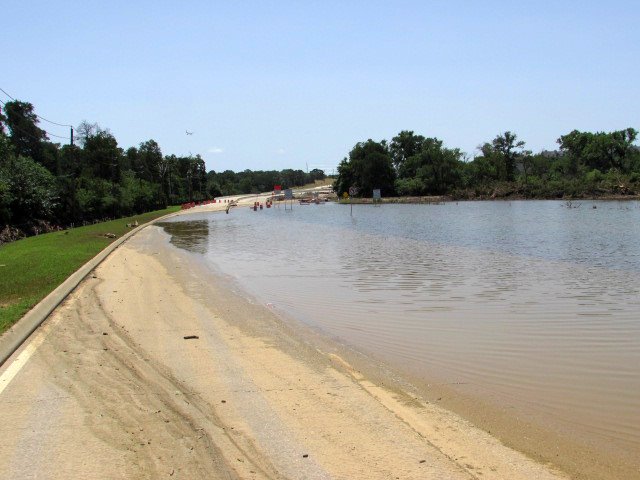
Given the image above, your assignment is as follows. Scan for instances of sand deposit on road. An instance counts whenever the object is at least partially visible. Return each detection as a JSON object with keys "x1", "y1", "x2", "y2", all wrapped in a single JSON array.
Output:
[{"x1": 0, "y1": 223, "x2": 569, "y2": 479}]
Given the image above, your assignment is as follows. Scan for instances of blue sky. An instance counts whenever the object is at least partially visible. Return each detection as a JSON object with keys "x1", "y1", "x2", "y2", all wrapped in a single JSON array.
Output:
[{"x1": 2, "y1": 1, "x2": 639, "y2": 173}]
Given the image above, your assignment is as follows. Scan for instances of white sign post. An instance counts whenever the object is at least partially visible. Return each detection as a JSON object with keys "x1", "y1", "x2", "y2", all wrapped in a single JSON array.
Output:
[
  {"x1": 284, "y1": 188, "x2": 293, "y2": 211},
  {"x1": 348, "y1": 186, "x2": 358, "y2": 216},
  {"x1": 373, "y1": 188, "x2": 381, "y2": 206}
]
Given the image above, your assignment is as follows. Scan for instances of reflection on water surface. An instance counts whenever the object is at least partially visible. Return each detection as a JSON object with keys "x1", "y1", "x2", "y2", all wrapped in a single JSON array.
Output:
[{"x1": 158, "y1": 220, "x2": 209, "y2": 255}]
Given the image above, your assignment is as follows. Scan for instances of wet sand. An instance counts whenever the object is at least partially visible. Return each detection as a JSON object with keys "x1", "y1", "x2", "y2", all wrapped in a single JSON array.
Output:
[{"x1": 0, "y1": 203, "x2": 571, "y2": 479}]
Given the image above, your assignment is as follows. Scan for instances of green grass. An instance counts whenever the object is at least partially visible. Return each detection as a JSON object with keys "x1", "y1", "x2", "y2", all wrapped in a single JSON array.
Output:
[{"x1": 0, "y1": 207, "x2": 179, "y2": 333}]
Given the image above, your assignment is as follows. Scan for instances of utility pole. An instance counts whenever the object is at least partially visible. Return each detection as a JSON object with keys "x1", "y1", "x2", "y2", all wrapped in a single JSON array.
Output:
[{"x1": 70, "y1": 127, "x2": 74, "y2": 146}]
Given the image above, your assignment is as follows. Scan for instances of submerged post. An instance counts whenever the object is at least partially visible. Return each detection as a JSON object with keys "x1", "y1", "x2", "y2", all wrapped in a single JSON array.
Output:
[{"x1": 348, "y1": 186, "x2": 358, "y2": 216}]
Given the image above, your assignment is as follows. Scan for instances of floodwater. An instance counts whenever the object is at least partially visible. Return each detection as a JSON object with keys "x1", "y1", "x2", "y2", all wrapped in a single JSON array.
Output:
[{"x1": 159, "y1": 200, "x2": 640, "y2": 462}]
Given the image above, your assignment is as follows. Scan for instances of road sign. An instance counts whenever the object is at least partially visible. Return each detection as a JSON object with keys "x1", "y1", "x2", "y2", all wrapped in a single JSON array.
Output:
[
  {"x1": 373, "y1": 189, "x2": 381, "y2": 200},
  {"x1": 284, "y1": 188, "x2": 293, "y2": 199},
  {"x1": 349, "y1": 186, "x2": 358, "y2": 196},
  {"x1": 274, "y1": 185, "x2": 282, "y2": 191}
]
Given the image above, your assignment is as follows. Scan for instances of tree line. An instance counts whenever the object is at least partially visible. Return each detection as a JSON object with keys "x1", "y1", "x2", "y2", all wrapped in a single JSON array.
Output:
[
  {"x1": 0, "y1": 100, "x2": 325, "y2": 241},
  {"x1": 334, "y1": 129, "x2": 640, "y2": 199},
  {"x1": 209, "y1": 167, "x2": 325, "y2": 198}
]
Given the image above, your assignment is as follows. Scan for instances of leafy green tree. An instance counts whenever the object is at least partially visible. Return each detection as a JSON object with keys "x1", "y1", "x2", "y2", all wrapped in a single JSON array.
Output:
[
  {"x1": 3, "y1": 101, "x2": 48, "y2": 157},
  {"x1": 3, "y1": 101, "x2": 54, "y2": 171},
  {"x1": 75, "y1": 121, "x2": 99, "y2": 147},
  {"x1": 472, "y1": 132, "x2": 528, "y2": 182},
  {"x1": 0, "y1": 135, "x2": 14, "y2": 223},
  {"x1": 119, "y1": 171, "x2": 158, "y2": 214},
  {"x1": 83, "y1": 128, "x2": 122, "y2": 182},
  {"x1": 123, "y1": 146, "x2": 138, "y2": 174},
  {"x1": 416, "y1": 146, "x2": 463, "y2": 194},
  {"x1": 394, "y1": 177, "x2": 424, "y2": 196},
  {"x1": 191, "y1": 155, "x2": 207, "y2": 200},
  {"x1": 205, "y1": 171, "x2": 223, "y2": 198},
  {"x1": 0, "y1": 108, "x2": 7, "y2": 135},
  {"x1": 491, "y1": 131, "x2": 527, "y2": 181},
  {"x1": 464, "y1": 155, "x2": 498, "y2": 187},
  {"x1": 138, "y1": 139, "x2": 163, "y2": 183},
  {"x1": 0, "y1": 133, "x2": 13, "y2": 167},
  {"x1": 280, "y1": 169, "x2": 307, "y2": 188},
  {"x1": 2, "y1": 155, "x2": 58, "y2": 225},
  {"x1": 333, "y1": 158, "x2": 354, "y2": 196},
  {"x1": 334, "y1": 140, "x2": 395, "y2": 197},
  {"x1": 0, "y1": 175, "x2": 11, "y2": 224},
  {"x1": 54, "y1": 144, "x2": 83, "y2": 223},
  {"x1": 161, "y1": 154, "x2": 181, "y2": 203},
  {"x1": 0, "y1": 154, "x2": 12, "y2": 224},
  {"x1": 395, "y1": 137, "x2": 463, "y2": 195},
  {"x1": 528, "y1": 153, "x2": 555, "y2": 178},
  {"x1": 308, "y1": 168, "x2": 326, "y2": 182},
  {"x1": 390, "y1": 130, "x2": 426, "y2": 172},
  {"x1": 557, "y1": 128, "x2": 638, "y2": 173}
]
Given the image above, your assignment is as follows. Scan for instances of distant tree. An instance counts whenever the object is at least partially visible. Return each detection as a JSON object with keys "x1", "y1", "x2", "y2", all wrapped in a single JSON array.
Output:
[
  {"x1": 176, "y1": 155, "x2": 206, "y2": 202},
  {"x1": 528, "y1": 153, "x2": 555, "y2": 178},
  {"x1": 334, "y1": 140, "x2": 395, "y2": 197},
  {"x1": 75, "y1": 121, "x2": 100, "y2": 147},
  {"x1": 205, "y1": 170, "x2": 223, "y2": 198},
  {"x1": 0, "y1": 136, "x2": 14, "y2": 224},
  {"x1": 0, "y1": 108, "x2": 7, "y2": 135},
  {"x1": 124, "y1": 146, "x2": 138, "y2": 174},
  {"x1": 3, "y1": 101, "x2": 50, "y2": 169},
  {"x1": 137, "y1": 139, "x2": 163, "y2": 183},
  {"x1": 333, "y1": 157, "x2": 354, "y2": 196},
  {"x1": 118, "y1": 171, "x2": 157, "y2": 214},
  {"x1": 0, "y1": 176, "x2": 11, "y2": 224},
  {"x1": 472, "y1": 132, "x2": 528, "y2": 182},
  {"x1": 280, "y1": 169, "x2": 307, "y2": 188},
  {"x1": 395, "y1": 137, "x2": 463, "y2": 195},
  {"x1": 308, "y1": 168, "x2": 326, "y2": 182},
  {"x1": 464, "y1": 154, "x2": 498, "y2": 187},
  {"x1": 160, "y1": 154, "x2": 180, "y2": 203},
  {"x1": 55, "y1": 144, "x2": 83, "y2": 223},
  {"x1": 191, "y1": 155, "x2": 207, "y2": 200},
  {"x1": 83, "y1": 128, "x2": 122, "y2": 182},
  {"x1": 213, "y1": 169, "x2": 238, "y2": 196},
  {"x1": 390, "y1": 130, "x2": 426, "y2": 172},
  {"x1": 1, "y1": 155, "x2": 58, "y2": 225},
  {"x1": 0, "y1": 133, "x2": 13, "y2": 167},
  {"x1": 491, "y1": 131, "x2": 527, "y2": 181},
  {"x1": 557, "y1": 128, "x2": 638, "y2": 173},
  {"x1": 519, "y1": 151, "x2": 535, "y2": 185}
]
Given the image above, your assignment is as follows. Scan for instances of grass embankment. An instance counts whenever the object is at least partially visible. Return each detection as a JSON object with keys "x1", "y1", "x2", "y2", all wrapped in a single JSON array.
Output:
[{"x1": 0, "y1": 207, "x2": 179, "y2": 334}]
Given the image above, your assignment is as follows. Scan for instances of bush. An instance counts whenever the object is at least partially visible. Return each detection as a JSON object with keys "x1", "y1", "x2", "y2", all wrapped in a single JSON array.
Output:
[
  {"x1": 585, "y1": 169, "x2": 603, "y2": 183},
  {"x1": 2, "y1": 156, "x2": 58, "y2": 225}
]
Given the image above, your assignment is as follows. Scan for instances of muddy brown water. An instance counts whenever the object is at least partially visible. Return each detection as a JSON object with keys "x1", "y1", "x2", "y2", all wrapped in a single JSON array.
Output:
[{"x1": 159, "y1": 200, "x2": 640, "y2": 474}]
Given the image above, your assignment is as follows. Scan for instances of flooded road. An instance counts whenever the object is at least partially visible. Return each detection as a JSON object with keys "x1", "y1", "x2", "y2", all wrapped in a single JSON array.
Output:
[{"x1": 160, "y1": 200, "x2": 640, "y2": 466}]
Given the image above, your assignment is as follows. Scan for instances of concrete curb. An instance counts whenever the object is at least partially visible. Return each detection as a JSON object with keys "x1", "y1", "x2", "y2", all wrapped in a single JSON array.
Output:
[{"x1": 0, "y1": 211, "x2": 181, "y2": 367}]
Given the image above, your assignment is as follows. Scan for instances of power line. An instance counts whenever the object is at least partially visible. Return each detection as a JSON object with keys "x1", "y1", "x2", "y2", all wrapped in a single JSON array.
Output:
[
  {"x1": 33, "y1": 112, "x2": 73, "y2": 128},
  {"x1": 0, "y1": 98, "x2": 73, "y2": 143},
  {"x1": 0, "y1": 87, "x2": 73, "y2": 128},
  {"x1": 45, "y1": 131, "x2": 70, "y2": 140},
  {"x1": 0, "y1": 87, "x2": 15, "y2": 101},
  {"x1": 35, "y1": 114, "x2": 72, "y2": 128}
]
